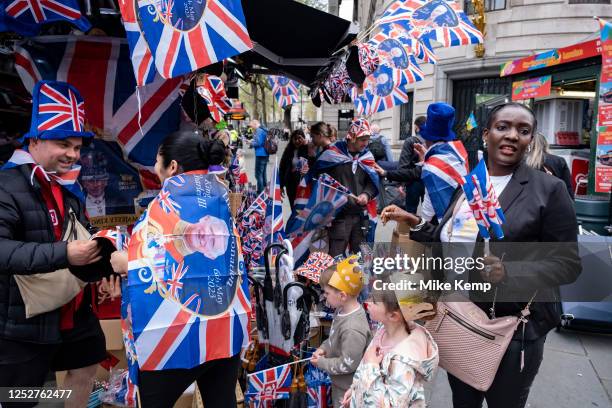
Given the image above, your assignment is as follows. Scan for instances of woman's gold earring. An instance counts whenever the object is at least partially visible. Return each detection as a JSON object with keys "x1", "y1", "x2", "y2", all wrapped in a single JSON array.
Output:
[
  {"x1": 528, "y1": 144, "x2": 532, "y2": 153},
  {"x1": 483, "y1": 139, "x2": 487, "y2": 148}
]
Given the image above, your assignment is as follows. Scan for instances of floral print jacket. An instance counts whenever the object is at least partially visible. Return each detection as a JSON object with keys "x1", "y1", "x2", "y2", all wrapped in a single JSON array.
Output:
[{"x1": 349, "y1": 324, "x2": 439, "y2": 408}]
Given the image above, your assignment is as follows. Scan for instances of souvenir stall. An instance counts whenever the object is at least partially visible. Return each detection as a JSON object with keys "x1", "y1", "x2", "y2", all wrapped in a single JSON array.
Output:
[
  {"x1": 0, "y1": 0, "x2": 493, "y2": 405},
  {"x1": 500, "y1": 25, "x2": 612, "y2": 234}
]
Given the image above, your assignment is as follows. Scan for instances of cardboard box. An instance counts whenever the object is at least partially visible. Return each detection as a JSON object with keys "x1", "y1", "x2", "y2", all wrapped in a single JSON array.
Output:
[{"x1": 100, "y1": 319, "x2": 124, "y2": 350}]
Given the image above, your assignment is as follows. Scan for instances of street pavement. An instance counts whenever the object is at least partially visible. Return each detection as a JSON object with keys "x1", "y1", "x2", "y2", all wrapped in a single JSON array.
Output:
[{"x1": 248, "y1": 142, "x2": 612, "y2": 408}]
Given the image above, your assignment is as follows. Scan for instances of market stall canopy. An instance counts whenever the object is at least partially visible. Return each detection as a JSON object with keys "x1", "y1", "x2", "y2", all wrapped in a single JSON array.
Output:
[{"x1": 239, "y1": 0, "x2": 359, "y2": 87}]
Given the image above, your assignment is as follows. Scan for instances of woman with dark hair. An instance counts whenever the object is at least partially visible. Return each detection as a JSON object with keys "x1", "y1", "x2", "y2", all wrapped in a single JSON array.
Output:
[
  {"x1": 279, "y1": 129, "x2": 309, "y2": 209},
  {"x1": 108, "y1": 131, "x2": 247, "y2": 408},
  {"x1": 381, "y1": 103, "x2": 581, "y2": 408}
]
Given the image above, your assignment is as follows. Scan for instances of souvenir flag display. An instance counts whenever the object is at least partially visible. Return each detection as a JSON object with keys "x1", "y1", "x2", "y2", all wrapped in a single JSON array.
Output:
[
  {"x1": 352, "y1": 64, "x2": 414, "y2": 115},
  {"x1": 268, "y1": 75, "x2": 300, "y2": 108},
  {"x1": 117, "y1": 0, "x2": 156, "y2": 86},
  {"x1": 422, "y1": 140, "x2": 469, "y2": 221},
  {"x1": 125, "y1": 171, "x2": 250, "y2": 371},
  {"x1": 466, "y1": 111, "x2": 478, "y2": 131},
  {"x1": 286, "y1": 173, "x2": 349, "y2": 235},
  {"x1": 197, "y1": 74, "x2": 233, "y2": 122},
  {"x1": 462, "y1": 159, "x2": 505, "y2": 240},
  {"x1": 264, "y1": 165, "x2": 285, "y2": 245},
  {"x1": 14, "y1": 36, "x2": 184, "y2": 188},
  {"x1": 239, "y1": 190, "x2": 268, "y2": 270},
  {"x1": 0, "y1": 0, "x2": 91, "y2": 36},
  {"x1": 130, "y1": 0, "x2": 252, "y2": 79},
  {"x1": 367, "y1": 26, "x2": 425, "y2": 84},
  {"x1": 376, "y1": 0, "x2": 483, "y2": 49},
  {"x1": 380, "y1": 22, "x2": 437, "y2": 64},
  {"x1": 246, "y1": 363, "x2": 293, "y2": 406}
]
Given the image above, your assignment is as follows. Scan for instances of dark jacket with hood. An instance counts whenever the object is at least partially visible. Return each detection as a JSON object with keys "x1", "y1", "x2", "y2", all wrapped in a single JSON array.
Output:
[{"x1": 0, "y1": 164, "x2": 112, "y2": 345}]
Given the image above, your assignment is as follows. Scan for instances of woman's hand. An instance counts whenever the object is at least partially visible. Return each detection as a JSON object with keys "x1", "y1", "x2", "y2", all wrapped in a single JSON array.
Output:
[
  {"x1": 110, "y1": 251, "x2": 128, "y2": 277},
  {"x1": 482, "y1": 254, "x2": 506, "y2": 283},
  {"x1": 311, "y1": 348, "x2": 325, "y2": 366},
  {"x1": 380, "y1": 205, "x2": 420, "y2": 226},
  {"x1": 99, "y1": 275, "x2": 122, "y2": 300},
  {"x1": 341, "y1": 388, "x2": 353, "y2": 407},
  {"x1": 363, "y1": 344, "x2": 384, "y2": 365},
  {"x1": 372, "y1": 163, "x2": 386, "y2": 176}
]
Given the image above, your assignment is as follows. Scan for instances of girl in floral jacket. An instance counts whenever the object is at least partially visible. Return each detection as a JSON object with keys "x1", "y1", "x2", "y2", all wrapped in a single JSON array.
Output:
[{"x1": 342, "y1": 274, "x2": 439, "y2": 407}]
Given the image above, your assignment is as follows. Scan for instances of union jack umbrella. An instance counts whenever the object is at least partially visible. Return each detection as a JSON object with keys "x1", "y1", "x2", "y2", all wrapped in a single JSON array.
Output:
[
  {"x1": 462, "y1": 159, "x2": 505, "y2": 240},
  {"x1": 376, "y1": 0, "x2": 483, "y2": 48},
  {"x1": 246, "y1": 363, "x2": 293, "y2": 406},
  {"x1": 1, "y1": 0, "x2": 91, "y2": 36},
  {"x1": 135, "y1": 0, "x2": 253, "y2": 79},
  {"x1": 422, "y1": 140, "x2": 469, "y2": 221}
]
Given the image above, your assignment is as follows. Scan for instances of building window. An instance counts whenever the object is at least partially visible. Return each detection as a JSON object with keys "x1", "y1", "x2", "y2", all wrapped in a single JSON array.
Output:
[
  {"x1": 338, "y1": 109, "x2": 354, "y2": 133},
  {"x1": 399, "y1": 93, "x2": 414, "y2": 141},
  {"x1": 569, "y1": 0, "x2": 610, "y2": 3},
  {"x1": 464, "y1": 0, "x2": 506, "y2": 14}
]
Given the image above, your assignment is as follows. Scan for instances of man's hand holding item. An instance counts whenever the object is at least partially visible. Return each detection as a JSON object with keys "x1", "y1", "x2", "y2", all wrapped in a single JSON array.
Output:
[{"x1": 67, "y1": 240, "x2": 101, "y2": 266}]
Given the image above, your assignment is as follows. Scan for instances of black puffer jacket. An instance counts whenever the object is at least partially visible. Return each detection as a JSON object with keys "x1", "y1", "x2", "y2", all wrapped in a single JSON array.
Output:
[{"x1": 0, "y1": 165, "x2": 111, "y2": 344}]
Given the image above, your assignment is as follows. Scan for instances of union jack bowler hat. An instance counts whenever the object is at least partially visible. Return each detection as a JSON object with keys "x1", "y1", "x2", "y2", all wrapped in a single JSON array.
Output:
[{"x1": 23, "y1": 80, "x2": 94, "y2": 142}]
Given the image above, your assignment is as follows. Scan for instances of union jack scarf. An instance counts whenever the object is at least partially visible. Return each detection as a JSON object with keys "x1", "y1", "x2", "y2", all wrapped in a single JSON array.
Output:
[
  {"x1": 422, "y1": 140, "x2": 469, "y2": 221},
  {"x1": 2, "y1": 149, "x2": 84, "y2": 200}
]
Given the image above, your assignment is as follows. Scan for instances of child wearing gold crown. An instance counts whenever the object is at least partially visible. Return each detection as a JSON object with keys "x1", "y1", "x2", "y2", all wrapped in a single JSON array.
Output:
[
  {"x1": 341, "y1": 272, "x2": 439, "y2": 408},
  {"x1": 311, "y1": 256, "x2": 373, "y2": 408}
]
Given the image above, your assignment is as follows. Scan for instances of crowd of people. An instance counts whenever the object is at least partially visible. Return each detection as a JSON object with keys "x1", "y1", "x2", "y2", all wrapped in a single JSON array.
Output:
[{"x1": 0, "y1": 79, "x2": 581, "y2": 408}]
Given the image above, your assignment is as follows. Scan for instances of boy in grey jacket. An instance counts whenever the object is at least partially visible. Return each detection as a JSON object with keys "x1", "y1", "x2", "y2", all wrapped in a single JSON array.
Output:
[{"x1": 311, "y1": 257, "x2": 373, "y2": 407}]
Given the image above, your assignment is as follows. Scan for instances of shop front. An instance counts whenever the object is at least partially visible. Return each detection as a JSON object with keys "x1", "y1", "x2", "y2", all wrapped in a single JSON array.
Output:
[{"x1": 501, "y1": 39, "x2": 611, "y2": 233}]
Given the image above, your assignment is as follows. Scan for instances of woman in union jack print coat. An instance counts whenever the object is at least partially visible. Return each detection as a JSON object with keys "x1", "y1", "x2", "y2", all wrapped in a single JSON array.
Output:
[{"x1": 109, "y1": 132, "x2": 250, "y2": 408}]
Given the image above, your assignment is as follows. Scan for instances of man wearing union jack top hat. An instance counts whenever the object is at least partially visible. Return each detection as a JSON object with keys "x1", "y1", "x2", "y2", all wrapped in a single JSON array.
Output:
[{"x1": 0, "y1": 80, "x2": 113, "y2": 407}]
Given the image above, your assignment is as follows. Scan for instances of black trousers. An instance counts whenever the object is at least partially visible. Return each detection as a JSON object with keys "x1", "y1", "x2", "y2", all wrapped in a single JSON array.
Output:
[
  {"x1": 327, "y1": 214, "x2": 367, "y2": 257},
  {"x1": 447, "y1": 336, "x2": 546, "y2": 408},
  {"x1": 138, "y1": 353, "x2": 241, "y2": 408}
]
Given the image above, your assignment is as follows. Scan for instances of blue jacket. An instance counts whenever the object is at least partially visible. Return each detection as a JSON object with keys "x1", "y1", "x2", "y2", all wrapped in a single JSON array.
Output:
[{"x1": 251, "y1": 127, "x2": 269, "y2": 157}]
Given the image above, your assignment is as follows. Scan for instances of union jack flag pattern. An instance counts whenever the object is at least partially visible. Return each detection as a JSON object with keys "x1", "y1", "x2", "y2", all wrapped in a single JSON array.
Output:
[
  {"x1": 14, "y1": 37, "x2": 184, "y2": 189},
  {"x1": 264, "y1": 165, "x2": 284, "y2": 246},
  {"x1": 287, "y1": 173, "x2": 349, "y2": 236},
  {"x1": 269, "y1": 75, "x2": 300, "y2": 108},
  {"x1": 354, "y1": 64, "x2": 416, "y2": 115},
  {"x1": 377, "y1": 0, "x2": 483, "y2": 49},
  {"x1": 135, "y1": 0, "x2": 253, "y2": 79},
  {"x1": 117, "y1": 0, "x2": 156, "y2": 86},
  {"x1": 0, "y1": 0, "x2": 91, "y2": 36},
  {"x1": 246, "y1": 364, "x2": 293, "y2": 406},
  {"x1": 462, "y1": 159, "x2": 505, "y2": 240},
  {"x1": 197, "y1": 74, "x2": 233, "y2": 122},
  {"x1": 422, "y1": 140, "x2": 469, "y2": 221},
  {"x1": 125, "y1": 171, "x2": 251, "y2": 371}
]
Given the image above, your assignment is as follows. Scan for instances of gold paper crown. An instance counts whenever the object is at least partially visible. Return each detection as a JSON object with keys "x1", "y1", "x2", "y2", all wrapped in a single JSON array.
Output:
[{"x1": 328, "y1": 255, "x2": 363, "y2": 296}]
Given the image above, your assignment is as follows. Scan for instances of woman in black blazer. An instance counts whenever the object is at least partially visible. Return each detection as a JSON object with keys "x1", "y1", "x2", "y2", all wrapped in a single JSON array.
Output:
[{"x1": 381, "y1": 103, "x2": 581, "y2": 408}]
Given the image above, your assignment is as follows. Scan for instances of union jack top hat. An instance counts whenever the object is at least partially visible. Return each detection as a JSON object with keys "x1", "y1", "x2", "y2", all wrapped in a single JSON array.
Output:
[{"x1": 23, "y1": 80, "x2": 94, "y2": 142}]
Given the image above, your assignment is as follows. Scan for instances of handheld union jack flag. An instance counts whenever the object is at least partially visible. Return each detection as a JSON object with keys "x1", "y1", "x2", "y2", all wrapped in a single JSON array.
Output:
[
  {"x1": 135, "y1": 0, "x2": 253, "y2": 79},
  {"x1": 246, "y1": 364, "x2": 293, "y2": 406},
  {"x1": 287, "y1": 173, "x2": 349, "y2": 236},
  {"x1": 1, "y1": 0, "x2": 91, "y2": 36},
  {"x1": 422, "y1": 140, "x2": 469, "y2": 221},
  {"x1": 462, "y1": 159, "x2": 505, "y2": 240}
]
